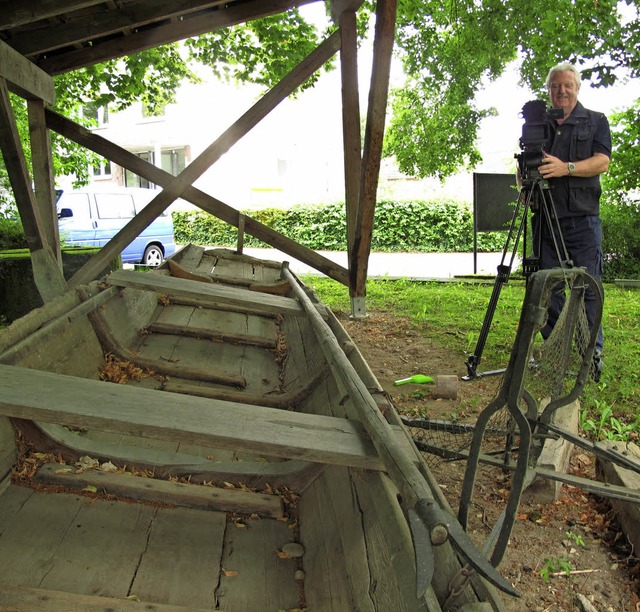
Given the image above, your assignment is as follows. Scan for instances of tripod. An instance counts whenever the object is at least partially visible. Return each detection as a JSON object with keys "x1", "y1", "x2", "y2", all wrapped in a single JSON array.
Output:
[{"x1": 463, "y1": 169, "x2": 573, "y2": 380}]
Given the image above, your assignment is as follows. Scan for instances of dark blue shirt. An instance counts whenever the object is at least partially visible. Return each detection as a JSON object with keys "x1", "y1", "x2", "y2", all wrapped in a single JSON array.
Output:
[{"x1": 546, "y1": 101, "x2": 612, "y2": 218}]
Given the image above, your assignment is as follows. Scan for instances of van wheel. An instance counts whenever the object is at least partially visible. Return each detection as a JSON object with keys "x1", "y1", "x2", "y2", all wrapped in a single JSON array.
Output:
[{"x1": 142, "y1": 245, "x2": 163, "y2": 267}]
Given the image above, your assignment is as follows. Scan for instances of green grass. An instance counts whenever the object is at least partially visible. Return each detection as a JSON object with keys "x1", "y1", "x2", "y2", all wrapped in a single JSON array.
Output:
[{"x1": 303, "y1": 275, "x2": 640, "y2": 441}]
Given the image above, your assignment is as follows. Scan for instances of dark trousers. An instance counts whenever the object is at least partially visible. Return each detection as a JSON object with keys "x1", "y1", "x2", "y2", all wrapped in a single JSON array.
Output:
[{"x1": 531, "y1": 214, "x2": 604, "y2": 353}]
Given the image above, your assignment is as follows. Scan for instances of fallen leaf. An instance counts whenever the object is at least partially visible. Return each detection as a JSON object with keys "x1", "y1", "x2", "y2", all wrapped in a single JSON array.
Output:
[
  {"x1": 83, "y1": 485, "x2": 98, "y2": 493},
  {"x1": 275, "y1": 549, "x2": 292, "y2": 559}
]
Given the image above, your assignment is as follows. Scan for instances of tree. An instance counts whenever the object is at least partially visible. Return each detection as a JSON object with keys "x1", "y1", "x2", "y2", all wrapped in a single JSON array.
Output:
[
  {"x1": 0, "y1": 10, "x2": 326, "y2": 207},
  {"x1": 385, "y1": 0, "x2": 640, "y2": 181},
  {"x1": 3, "y1": 2, "x2": 640, "y2": 194}
]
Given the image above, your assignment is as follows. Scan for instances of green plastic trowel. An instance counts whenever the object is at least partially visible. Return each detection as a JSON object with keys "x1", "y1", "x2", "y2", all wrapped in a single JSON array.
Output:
[{"x1": 393, "y1": 374, "x2": 434, "y2": 386}]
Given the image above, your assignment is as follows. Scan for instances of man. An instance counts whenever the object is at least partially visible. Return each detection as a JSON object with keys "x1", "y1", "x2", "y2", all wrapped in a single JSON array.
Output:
[{"x1": 535, "y1": 62, "x2": 611, "y2": 381}]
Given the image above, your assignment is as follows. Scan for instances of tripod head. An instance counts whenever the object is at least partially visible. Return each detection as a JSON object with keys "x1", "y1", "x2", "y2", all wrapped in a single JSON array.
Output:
[{"x1": 515, "y1": 100, "x2": 564, "y2": 183}]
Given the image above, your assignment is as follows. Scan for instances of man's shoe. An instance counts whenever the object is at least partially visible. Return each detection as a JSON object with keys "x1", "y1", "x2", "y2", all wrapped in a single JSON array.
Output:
[{"x1": 591, "y1": 350, "x2": 603, "y2": 383}]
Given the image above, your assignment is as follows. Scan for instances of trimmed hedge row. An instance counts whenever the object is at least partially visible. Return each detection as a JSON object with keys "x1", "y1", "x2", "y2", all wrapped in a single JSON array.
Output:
[{"x1": 172, "y1": 199, "x2": 507, "y2": 254}]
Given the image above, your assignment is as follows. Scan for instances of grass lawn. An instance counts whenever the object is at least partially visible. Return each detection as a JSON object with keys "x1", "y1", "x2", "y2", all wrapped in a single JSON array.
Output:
[{"x1": 304, "y1": 275, "x2": 640, "y2": 441}]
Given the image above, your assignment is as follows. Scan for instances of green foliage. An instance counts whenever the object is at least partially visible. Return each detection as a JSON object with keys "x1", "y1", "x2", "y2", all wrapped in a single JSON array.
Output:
[
  {"x1": 580, "y1": 401, "x2": 640, "y2": 441},
  {"x1": 172, "y1": 199, "x2": 507, "y2": 253},
  {"x1": 185, "y1": 11, "x2": 326, "y2": 92},
  {"x1": 600, "y1": 197, "x2": 640, "y2": 279},
  {"x1": 0, "y1": 219, "x2": 28, "y2": 250},
  {"x1": 387, "y1": 0, "x2": 640, "y2": 180},
  {"x1": 603, "y1": 101, "x2": 640, "y2": 198},
  {"x1": 540, "y1": 557, "x2": 573, "y2": 582}
]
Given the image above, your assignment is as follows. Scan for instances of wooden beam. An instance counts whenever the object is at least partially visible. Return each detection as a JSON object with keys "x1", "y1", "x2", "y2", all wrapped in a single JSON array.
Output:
[
  {"x1": 10, "y1": 0, "x2": 229, "y2": 57},
  {"x1": 0, "y1": 39, "x2": 54, "y2": 103},
  {"x1": 0, "y1": 1, "x2": 106, "y2": 29},
  {"x1": 106, "y1": 270, "x2": 303, "y2": 316},
  {"x1": 0, "y1": 79, "x2": 43, "y2": 252},
  {"x1": 67, "y1": 32, "x2": 342, "y2": 287},
  {"x1": 0, "y1": 364, "x2": 405, "y2": 471},
  {"x1": 28, "y1": 99, "x2": 62, "y2": 265},
  {"x1": 37, "y1": 0, "x2": 320, "y2": 75},
  {"x1": 350, "y1": 0, "x2": 396, "y2": 298},
  {"x1": 34, "y1": 463, "x2": 284, "y2": 518},
  {"x1": 45, "y1": 109, "x2": 349, "y2": 286}
]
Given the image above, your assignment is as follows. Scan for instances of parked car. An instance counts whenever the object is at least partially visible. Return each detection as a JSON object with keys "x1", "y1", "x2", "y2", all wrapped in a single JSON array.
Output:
[{"x1": 57, "y1": 187, "x2": 176, "y2": 266}]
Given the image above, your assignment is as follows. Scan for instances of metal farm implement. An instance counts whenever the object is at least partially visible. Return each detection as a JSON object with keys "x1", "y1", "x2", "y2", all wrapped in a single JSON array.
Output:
[{"x1": 403, "y1": 267, "x2": 640, "y2": 567}]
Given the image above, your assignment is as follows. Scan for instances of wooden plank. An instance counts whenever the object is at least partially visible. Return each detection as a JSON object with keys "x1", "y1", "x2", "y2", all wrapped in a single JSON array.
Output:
[
  {"x1": 35, "y1": 463, "x2": 284, "y2": 518},
  {"x1": 0, "y1": 485, "x2": 34, "y2": 537},
  {"x1": 106, "y1": 269, "x2": 304, "y2": 316},
  {"x1": 0, "y1": 490, "x2": 85, "y2": 586},
  {"x1": 37, "y1": 498, "x2": 158, "y2": 598},
  {"x1": 67, "y1": 32, "x2": 342, "y2": 287},
  {"x1": 130, "y1": 506, "x2": 226, "y2": 607},
  {"x1": 217, "y1": 517, "x2": 300, "y2": 610},
  {"x1": 0, "y1": 39, "x2": 54, "y2": 103},
  {"x1": 0, "y1": 583, "x2": 210, "y2": 611},
  {"x1": 0, "y1": 364, "x2": 416, "y2": 471},
  {"x1": 45, "y1": 109, "x2": 349, "y2": 286},
  {"x1": 302, "y1": 466, "x2": 374, "y2": 610}
]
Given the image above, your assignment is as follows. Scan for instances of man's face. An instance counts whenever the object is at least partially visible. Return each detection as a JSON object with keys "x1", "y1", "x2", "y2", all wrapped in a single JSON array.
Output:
[{"x1": 548, "y1": 70, "x2": 580, "y2": 117}]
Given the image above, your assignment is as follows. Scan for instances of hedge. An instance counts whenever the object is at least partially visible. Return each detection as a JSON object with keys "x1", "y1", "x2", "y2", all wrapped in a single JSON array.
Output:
[{"x1": 172, "y1": 198, "x2": 507, "y2": 254}]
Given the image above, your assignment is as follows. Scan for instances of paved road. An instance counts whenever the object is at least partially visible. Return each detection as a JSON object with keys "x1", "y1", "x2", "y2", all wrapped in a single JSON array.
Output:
[{"x1": 235, "y1": 247, "x2": 513, "y2": 280}]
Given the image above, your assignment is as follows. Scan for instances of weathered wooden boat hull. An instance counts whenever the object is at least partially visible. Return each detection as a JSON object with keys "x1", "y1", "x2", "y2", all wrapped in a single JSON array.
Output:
[{"x1": 0, "y1": 245, "x2": 504, "y2": 611}]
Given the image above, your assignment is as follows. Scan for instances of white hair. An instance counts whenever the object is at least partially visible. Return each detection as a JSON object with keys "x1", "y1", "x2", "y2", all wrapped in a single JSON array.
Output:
[{"x1": 546, "y1": 62, "x2": 582, "y2": 90}]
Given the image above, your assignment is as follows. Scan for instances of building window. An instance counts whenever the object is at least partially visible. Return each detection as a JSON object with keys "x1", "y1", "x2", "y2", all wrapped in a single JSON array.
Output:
[
  {"x1": 124, "y1": 151, "x2": 154, "y2": 188},
  {"x1": 161, "y1": 148, "x2": 186, "y2": 176},
  {"x1": 92, "y1": 157, "x2": 112, "y2": 178},
  {"x1": 83, "y1": 102, "x2": 109, "y2": 126}
]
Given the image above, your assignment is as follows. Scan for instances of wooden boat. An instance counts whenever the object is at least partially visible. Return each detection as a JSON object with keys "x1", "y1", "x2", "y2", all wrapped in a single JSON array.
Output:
[{"x1": 0, "y1": 244, "x2": 511, "y2": 611}]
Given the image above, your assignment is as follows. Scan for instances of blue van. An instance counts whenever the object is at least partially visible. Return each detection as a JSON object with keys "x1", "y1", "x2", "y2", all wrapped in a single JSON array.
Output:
[{"x1": 57, "y1": 187, "x2": 176, "y2": 266}]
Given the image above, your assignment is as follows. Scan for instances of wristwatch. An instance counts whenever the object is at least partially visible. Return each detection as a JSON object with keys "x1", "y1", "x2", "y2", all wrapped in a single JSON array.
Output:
[{"x1": 567, "y1": 162, "x2": 576, "y2": 176}]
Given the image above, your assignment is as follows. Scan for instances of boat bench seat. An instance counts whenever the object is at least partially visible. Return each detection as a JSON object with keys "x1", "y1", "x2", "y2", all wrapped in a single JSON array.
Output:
[
  {"x1": 107, "y1": 270, "x2": 304, "y2": 316},
  {"x1": 0, "y1": 365, "x2": 416, "y2": 471}
]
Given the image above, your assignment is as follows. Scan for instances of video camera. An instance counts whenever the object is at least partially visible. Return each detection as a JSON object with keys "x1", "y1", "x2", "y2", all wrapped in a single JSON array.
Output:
[{"x1": 516, "y1": 100, "x2": 564, "y2": 181}]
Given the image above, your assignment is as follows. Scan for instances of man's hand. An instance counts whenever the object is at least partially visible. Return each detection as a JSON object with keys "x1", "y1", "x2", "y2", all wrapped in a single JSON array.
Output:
[
  {"x1": 539, "y1": 152, "x2": 610, "y2": 178},
  {"x1": 538, "y1": 153, "x2": 568, "y2": 178}
]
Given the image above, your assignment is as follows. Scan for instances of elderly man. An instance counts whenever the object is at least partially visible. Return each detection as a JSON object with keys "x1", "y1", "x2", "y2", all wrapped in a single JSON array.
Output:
[{"x1": 535, "y1": 62, "x2": 611, "y2": 381}]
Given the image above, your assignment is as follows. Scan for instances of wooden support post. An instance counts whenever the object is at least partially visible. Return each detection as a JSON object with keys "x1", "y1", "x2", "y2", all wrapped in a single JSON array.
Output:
[
  {"x1": 28, "y1": 99, "x2": 62, "y2": 266},
  {"x1": 336, "y1": 5, "x2": 362, "y2": 274},
  {"x1": 67, "y1": 32, "x2": 342, "y2": 287},
  {"x1": 0, "y1": 78, "x2": 66, "y2": 301},
  {"x1": 349, "y1": 0, "x2": 397, "y2": 315},
  {"x1": 236, "y1": 212, "x2": 246, "y2": 254}
]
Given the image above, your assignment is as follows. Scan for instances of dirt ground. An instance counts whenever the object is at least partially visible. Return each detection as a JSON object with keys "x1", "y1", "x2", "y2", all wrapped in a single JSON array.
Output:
[{"x1": 337, "y1": 311, "x2": 640, "y2": 612}]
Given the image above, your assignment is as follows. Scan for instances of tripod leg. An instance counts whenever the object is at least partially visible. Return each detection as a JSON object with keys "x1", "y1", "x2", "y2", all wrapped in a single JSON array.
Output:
[{"x1": 464, "y1": 187, "x2": 534, "y2": 379}]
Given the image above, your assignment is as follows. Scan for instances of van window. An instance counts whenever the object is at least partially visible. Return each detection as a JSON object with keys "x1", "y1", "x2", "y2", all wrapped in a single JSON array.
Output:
[
  {"x1": 95, "y1": 193, "x2": 136, "y2": 219},
  {"x1": 133, "y1": 192, "x2": 169, "y2": 217},
  {"x1": 63, "y1": 193, "x2": 92, "y2": 219}
]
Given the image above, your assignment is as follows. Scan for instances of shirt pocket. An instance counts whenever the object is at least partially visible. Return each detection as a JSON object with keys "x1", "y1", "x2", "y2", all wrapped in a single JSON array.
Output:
[{"x1": 574, "y1": 127, "x2": 592, "y2": 160}]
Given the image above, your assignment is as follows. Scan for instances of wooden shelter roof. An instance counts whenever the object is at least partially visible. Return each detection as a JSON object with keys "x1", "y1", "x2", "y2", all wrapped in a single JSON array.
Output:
[
  {"x1": 0, "y1": 0, "x2": 318, "y2": 75},
  {"x1": 0, "y1": 0, "x2": 396, "y2": 316}
]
